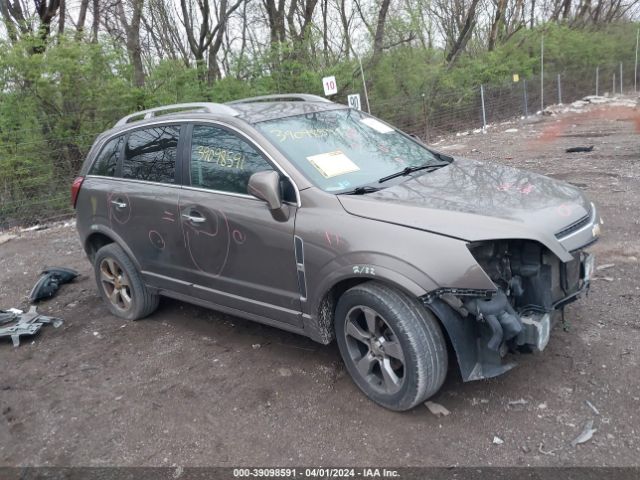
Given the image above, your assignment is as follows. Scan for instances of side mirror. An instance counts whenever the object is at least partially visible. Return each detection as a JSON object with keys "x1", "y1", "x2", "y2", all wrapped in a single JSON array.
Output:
[{"x1": 248, "y1": 170, "x2": 282, "y2": 210}]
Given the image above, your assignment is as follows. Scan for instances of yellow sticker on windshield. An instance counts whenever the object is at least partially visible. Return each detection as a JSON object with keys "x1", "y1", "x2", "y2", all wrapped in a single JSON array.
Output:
[{"x1": 307, "y1": 150, "x2": 360, "y2": 178}]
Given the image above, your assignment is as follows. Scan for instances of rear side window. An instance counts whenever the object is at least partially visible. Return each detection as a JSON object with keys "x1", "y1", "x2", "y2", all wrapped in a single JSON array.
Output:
[
  {"x1": 189, "y1": 125, "x2": 273, "y2": 194},
  {"x1": 89, "y1": 136, "x2": 123, "y2": 177},
  {"x1": 123, "y1": 125, "x2": 180, "y2": 183}
]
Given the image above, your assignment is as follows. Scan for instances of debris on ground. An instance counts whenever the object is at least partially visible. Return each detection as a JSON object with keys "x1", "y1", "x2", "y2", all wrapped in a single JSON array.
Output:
[
  {"x1": 29, "y1": 267, "x2": 79, "y2": 303},
  {"x1": 0, "y1": 311, "x2": 17, "y2": 324},
  {"x1": 585, "y1": 400, "x2": 600, "y2": 415},
  {"x1": 504, "y1": 128, "x2": 519, "y2": 133},
  {"x1": 425, "y1": 401, "x2": 451, "y2": 417},
  {"x1": 492, "y1": 436, "x2": 504, "y2": 445},
  {"x1": 508, "y1": 398, "x2": 529, "y2": 407},
  {"x1": 0, "y1": 306, "x2": 63, "y2": 347},
  {"x1": 571, "y1": 420, "x2": 597, "y2": 447},
  {"x1": 596, "y1": 263, "x2": 615, "y2": 271},
  {"x1": 593, "y1": 276, "x2": 614, "y2": 282},
  {"x1": 20, "y1": 225, "x2": 48, "y2": 233},
  {"x1": 566, "y1": 145, "x2": 594, "y2": 153},
  {"x1": 538, "y1": 442, "x2": 557, "y2": 456},
  {"x1": 252, "y1": 343, "x2": 261, "y2": 349}
]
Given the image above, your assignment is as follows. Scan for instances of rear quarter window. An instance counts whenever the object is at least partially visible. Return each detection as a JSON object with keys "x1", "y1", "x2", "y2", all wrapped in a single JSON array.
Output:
[{"x1": 89, "y1": 136, "x2": 123, "y2": 177}]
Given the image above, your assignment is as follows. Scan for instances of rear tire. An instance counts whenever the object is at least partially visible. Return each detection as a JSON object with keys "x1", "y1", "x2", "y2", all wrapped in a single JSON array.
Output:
[
  {"x1": 335, "y1": 281, "x2": 448, "y2": 411},
  {"x1": 93, "y1": 243, "x2": 159, "y2": 320}
]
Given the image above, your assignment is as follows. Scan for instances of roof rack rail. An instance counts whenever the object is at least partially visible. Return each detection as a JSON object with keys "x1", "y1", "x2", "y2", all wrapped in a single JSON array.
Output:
[
  {"x1": 226, "y1": 94, "x2": 332, "y2": 105},
  {"x1": 114, "y1": 102, "x2": 239, "y2": 127}
]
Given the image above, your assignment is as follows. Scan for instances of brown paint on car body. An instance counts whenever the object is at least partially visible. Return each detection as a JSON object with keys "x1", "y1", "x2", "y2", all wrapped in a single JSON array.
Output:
[{"x1": 75, "y1": 98, "x2": 601, "y2": 382}]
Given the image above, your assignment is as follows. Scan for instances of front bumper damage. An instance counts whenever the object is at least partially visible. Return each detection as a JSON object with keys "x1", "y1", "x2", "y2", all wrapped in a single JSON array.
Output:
[{"x1": 422, "y1": 251, "x2": 595, "y2": 382}]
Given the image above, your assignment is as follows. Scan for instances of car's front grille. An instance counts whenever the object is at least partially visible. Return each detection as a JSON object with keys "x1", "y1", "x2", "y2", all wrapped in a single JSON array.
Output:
[{"x1": 555, "y1": 206, "x2": 593, "y2": 239}]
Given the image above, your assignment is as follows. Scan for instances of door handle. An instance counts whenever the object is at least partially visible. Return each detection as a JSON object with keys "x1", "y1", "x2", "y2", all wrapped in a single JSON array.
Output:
[
  {"x1": 110, "y1": 200, "x2": 127, "y2": 209},
  {"x1": 182, "y1": 213, "x2": 206, "y2": 224}
]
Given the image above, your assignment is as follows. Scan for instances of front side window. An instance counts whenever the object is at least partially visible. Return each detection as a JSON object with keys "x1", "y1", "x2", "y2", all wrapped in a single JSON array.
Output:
[
  {"x1": 255, "y1": 109, "x2": 442, "y2": 192},
  {"x1": 189, "y1": 125, "x2": 273, "y2": 194},
  {"x1": 123, "y1": 125, "x2": 180, "y2": 183},
  {"x1": 90, "y1": 136, "x2": 123, "y2": 177}
]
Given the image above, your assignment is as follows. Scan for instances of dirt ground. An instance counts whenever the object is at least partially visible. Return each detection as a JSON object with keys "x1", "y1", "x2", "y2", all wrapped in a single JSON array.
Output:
[{"x1": 1, "y1": 99, "x2": 639, "y2": 468}]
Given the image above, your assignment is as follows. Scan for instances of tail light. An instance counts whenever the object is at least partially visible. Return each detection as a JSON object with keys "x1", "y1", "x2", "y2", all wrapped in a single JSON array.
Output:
[{"x1": 71, "y1": 176, "x2": 84, "y2": 208}]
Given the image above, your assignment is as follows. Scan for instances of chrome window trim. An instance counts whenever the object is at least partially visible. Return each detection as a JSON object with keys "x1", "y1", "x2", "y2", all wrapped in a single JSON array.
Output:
[
  {"x1": 85, "y1": 175, "x2": 182, "y2": 190},
  {"x1": 557, "y1": 202, "x2": 597, "y2": 241},
  {"x1": 93, "y1": 118, "x2": 302, "y2": 207},
  {"x1": 180, "y1": 185, "x2": 258, "y2": 200},
  {"x1": 85, "y1": 175, "x2": 298, "y2": 206}
]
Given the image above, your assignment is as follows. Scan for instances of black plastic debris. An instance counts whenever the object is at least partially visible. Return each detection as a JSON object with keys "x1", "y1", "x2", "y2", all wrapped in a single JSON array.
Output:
[
  {"x1": 566, "y1": 145, "x2": 594, "y2": 153},
  {"x1": 0, "y1": 306, "x2": 63, "y2": 347},
  {"x1": 29, "y1": 267, "x2": 79, "y2": 303}
]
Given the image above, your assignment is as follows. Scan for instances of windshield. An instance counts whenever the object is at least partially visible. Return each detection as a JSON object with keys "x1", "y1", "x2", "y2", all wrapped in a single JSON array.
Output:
[{"x1": 255, "y1": 108, "x2": 445, "y2": 193}]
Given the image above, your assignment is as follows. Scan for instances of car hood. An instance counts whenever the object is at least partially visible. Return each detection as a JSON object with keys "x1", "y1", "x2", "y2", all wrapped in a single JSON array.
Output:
[{"x1": 337, "y1": 159, "x2": 593, "y2": 261}]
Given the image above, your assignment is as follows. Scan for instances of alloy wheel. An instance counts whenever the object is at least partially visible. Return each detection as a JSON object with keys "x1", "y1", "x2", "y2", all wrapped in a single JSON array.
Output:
[
  {"x1": 343, "y1": 305, "x2": 406, "y2": 395},
  {"x1": 99, "y1": 257, "x2": 133, "y2": 312}
]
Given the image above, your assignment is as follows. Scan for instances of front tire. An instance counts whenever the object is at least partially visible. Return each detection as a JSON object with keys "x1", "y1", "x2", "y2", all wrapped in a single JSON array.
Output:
[
  {"x1": 93, "y1": 243, "x2": 159, "y2": 320},
  {"x1": 335, "y1": 282, "x2": 448, "y2": 411}
]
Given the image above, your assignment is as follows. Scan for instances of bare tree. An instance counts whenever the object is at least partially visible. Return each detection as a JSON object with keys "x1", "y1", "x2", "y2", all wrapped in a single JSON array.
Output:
[
  {"x1": 75, "y1": 0, "x2": 89, "y2": 38},
  {"x1": 179, "y1": 0, "x2": 243, "y2": 82},
  {"x1": 337, "y1": 0, "x2": 353, "y2": 58},
  {"x1": 431, "y1": 0, "x2": 481, "y2": 65},
  {"x1": 0, "y1": 0, "x2": 62, "y2": 49},
  {"x1": 58, "y1": 0, "x2": 65, "y2": 35},
  {"x1": 372, "y1": 0, "x2": 391, "y2": 62},
  {"x1": 91, "y1": 0, "x2": 99, "y2": 41},
  {"x1": 35, "y1": 0, "x2": 61, "y2": 44},
  {"x1": 488, "y1": 0, "x2": 507, "y2": 50},
  {"x1": 116, "y1": 0, "x2": 146, "y2": 86},
  {"x1": 145, "y1": 0, "x2": 191, "y2": 64}
]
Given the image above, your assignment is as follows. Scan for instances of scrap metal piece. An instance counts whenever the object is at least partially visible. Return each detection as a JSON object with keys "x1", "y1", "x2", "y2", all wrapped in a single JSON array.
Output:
[
  {"x1": 0, "y1": 310, "x2": 18, "y2": 325},
  {"x1": 566, "y1": 145, "x2": 594, "y2": 153},
  {"x1": 424, "y1": 401, "x2": 451, "y2": 417},
  {"x1": 571, "y1": 420, "x2": 597, "y2": 447},
  {"x1": 0, "y1": 306, "x2": 63, "y2": 347},
  {"x1": 29, "y1": 267, "x2": 79, "y2": 303}
]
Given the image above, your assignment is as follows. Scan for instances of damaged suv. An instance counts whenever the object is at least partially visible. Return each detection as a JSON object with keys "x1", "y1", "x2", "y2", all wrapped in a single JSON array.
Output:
[{"x1": 73, "y1": 95, "x2": 600, "y2": 410}]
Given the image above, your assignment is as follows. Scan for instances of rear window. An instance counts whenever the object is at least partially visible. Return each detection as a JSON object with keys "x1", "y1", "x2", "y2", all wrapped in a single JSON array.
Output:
[
  {"x1": 123, "y1": 125, "x2": 180, "y2": 184},
  {"x1": 89, "y1": 136, "x2": 123, "y2": 177}
]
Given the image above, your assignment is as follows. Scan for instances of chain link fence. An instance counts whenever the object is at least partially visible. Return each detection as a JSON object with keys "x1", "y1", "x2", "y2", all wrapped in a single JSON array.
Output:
[
  {"x1": 372, "y1": 60, "x2": 638, "y2": 142},
  {"x1": 0, "y1": 60, "x2": 638, "y2": 231}
]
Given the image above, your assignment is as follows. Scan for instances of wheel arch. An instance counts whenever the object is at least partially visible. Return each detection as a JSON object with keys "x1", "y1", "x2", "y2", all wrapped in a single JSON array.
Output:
[
  {"x1": 303, "y1": 264, "x2": 438, "y2": 344},
  {"x1": 83, "y1": 225, "x2": 141, "y2": 272}
]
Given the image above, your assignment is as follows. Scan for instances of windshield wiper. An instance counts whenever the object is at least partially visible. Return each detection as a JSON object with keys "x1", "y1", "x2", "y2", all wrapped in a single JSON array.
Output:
[
  {"x1": 340, "y1": 186, "x2": 381, "y2": 195},
  {"x1": 378, "y1": 162, "x2": 450, "y2": 184}
]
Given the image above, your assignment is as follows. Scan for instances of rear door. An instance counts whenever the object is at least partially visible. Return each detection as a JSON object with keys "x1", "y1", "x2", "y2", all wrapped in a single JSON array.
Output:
[
  {"x1": 107, "y1": 124, "x2": 187, "y2": 284},
  {"x1": 177, "y1": 123, "x2": 302, "y2": 326}
]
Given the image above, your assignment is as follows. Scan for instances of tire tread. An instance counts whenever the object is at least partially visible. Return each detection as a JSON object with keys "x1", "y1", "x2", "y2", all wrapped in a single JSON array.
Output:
[{"x1": 335, "y1": 281, "x2": 447, "y2": 410}]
